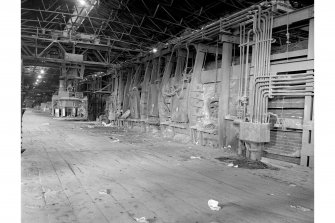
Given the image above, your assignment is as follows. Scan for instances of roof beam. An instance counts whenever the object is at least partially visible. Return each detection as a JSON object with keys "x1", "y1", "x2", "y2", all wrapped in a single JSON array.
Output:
[
  {"x1": 21, "y1": 8, "x2": 178, "y2": 38},
  {"x1": 21, "y1": 24, "x2": 157, "y2": 47},
  {"x1": 22, "y1": 55, "x2": 110, "y2": 67},
  {"x1": 21, "y1": 35, "x2": 144, "y2": 52},
  {"x1": 65, "y1": 0, "x2": 98, "y2": 32}
]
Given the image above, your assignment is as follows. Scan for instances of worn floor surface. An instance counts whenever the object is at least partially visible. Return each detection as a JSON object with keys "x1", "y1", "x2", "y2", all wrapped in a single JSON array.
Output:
[{"x1": 22, "y1": 110, "x2": 314, "y2": 223}]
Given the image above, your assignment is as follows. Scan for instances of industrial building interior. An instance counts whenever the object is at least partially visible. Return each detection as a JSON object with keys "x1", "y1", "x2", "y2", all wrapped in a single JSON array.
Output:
[{"x1": 19, "y1": 0, "x2": 317, "y2": 222}]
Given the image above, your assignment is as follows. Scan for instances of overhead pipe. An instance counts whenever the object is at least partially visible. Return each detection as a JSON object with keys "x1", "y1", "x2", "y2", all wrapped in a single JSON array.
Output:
[
  {"x1": 170, "y1": 3, "x2": 272, "y2": 46},
  {"x1": 171, "y1": 8, "x2": 251, "y2": 44},
  {"x1": 186, "y1": 6, "x2": 271, "y2": 47}
]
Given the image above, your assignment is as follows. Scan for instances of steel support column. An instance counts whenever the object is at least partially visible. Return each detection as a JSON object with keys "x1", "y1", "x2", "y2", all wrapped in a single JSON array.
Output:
[{"x1": 218, "y1": 37, "x2": 233, "y2": 148}]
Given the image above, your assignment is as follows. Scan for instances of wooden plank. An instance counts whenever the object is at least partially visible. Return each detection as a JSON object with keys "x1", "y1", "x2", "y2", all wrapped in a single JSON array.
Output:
[
  {"x1": 269, "y1": 59, "x2": 314, "y2": 73},
  {"x1": 263, "y1": 152, "x2": 301, "y2": 165},
  {"x1": 268, "y1": 97, "x2": 305, "y2": 109},
  {"x1": 270, "y1": 49, "x2": 308, "y2": 61},
  {"x1": 268, "y1": 108, "x2": 304, "y2": 120}
]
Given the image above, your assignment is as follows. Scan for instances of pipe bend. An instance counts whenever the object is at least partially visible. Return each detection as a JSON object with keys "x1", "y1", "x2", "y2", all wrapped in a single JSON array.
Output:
[{"x1": 254, "y1": 5, "x2": 262, "y2": 32}]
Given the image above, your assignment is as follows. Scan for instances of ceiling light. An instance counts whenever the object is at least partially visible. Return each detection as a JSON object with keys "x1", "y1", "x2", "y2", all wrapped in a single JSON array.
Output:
[
  {"x1": 40, "y1": 70, "x2": 45, "y2": 74},
  {"x1": 37, "y1": 75, "x2": 42, "y2": 78},
  {"x1": 152, "y1": 48, "x2": 158, "y2": 53},
  {"x1": 79, "y1": 0, "x2": 86, "y2": 6}
]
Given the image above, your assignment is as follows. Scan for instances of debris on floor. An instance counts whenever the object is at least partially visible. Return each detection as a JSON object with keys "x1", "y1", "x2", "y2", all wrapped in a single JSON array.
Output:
[
  {"x1": 99, "y1": 189, "x2": 112, "y2": 195},
  {"x1": 190, "y1": 156, "x2": 202, "y2": 160},
  {"x1": 215, "y1": 156, "x2": 276, "y2": 170},
  {"x1": 102, "y1": 122, "x2": 112, "y2": 127},
  {"x1": 41, "y1": 123, "x2": 50, "y2": 125},
  {"x1": 98, "y1": 191, "x2": 107, "y2": 195},
  {"x1": 109, "y1": 137, "x2": 120, "y2": 143},
  {"x1": 208, "y1": 199, "x2": 222, "y2": 211},
  {"x1": 223, "y1": 145, "x2": 232, "y2": 150},
  {"x1": 134, "y1": 217, "x2": 150, "y2": 223},
  {"x1": 290, "y1": 205, "x2": 312, "y2": 212}
]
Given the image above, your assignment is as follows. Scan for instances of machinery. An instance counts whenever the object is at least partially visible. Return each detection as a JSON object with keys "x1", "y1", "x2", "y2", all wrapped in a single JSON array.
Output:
[
  {"x1": 92, "y1": 1, "x2": 314, "y2": 167},
  {"x1": 52, "y1": 65, "x2": 88, "y2": 119},
  {"x1": 22, "y1": 0, "x2": 314, "y2": 167}
]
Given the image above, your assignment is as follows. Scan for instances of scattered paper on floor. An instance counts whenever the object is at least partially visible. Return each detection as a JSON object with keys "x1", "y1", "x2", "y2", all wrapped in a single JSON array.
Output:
[{"x1": 208, "y1": 199, "x2": 221, "y2": 211}]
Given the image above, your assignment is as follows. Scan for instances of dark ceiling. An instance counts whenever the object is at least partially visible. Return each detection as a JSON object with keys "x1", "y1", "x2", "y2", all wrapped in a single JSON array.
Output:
[
  {"x1": 22, "y1": 0, "x2": 264, "y2": 56},
  {"x1": 21, "y1": 0, "x2": 314, "y2": 64},
  {"x1": 21, "y1": 0, "x2": 314, "y2": 103}
]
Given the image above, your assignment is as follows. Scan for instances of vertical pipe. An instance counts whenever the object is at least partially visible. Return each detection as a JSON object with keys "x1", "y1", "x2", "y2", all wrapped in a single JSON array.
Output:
[
  {"x1": 238, "y1": 24, "x2": 243, "y2": 102},
  {"x1": 258, "y1": 16, "x2": 267, "y2": 122},
  {"x1": 240, "y1": 25, "x2": 246, "y2": 101},
  {"x1": 249, "y1": 13, "x2": 258, "y2": 122},
  {"x1": 262, "y1": 13, "x2": 270, "y2": 123},
  {"x1": 243, "y1": 29, "x2": 253, "y2": 95},
  {"x1": 262, "y1": 12, "x2": 273, "y2": 123},
  {"x1": 242, "y1": 29, "x2": 253, "y2": 118}
]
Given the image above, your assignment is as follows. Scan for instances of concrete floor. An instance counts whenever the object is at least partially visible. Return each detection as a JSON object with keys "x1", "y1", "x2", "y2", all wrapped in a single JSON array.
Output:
[{"x1": 21, "y1": 110, "x2": 314, "y2": 223}]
